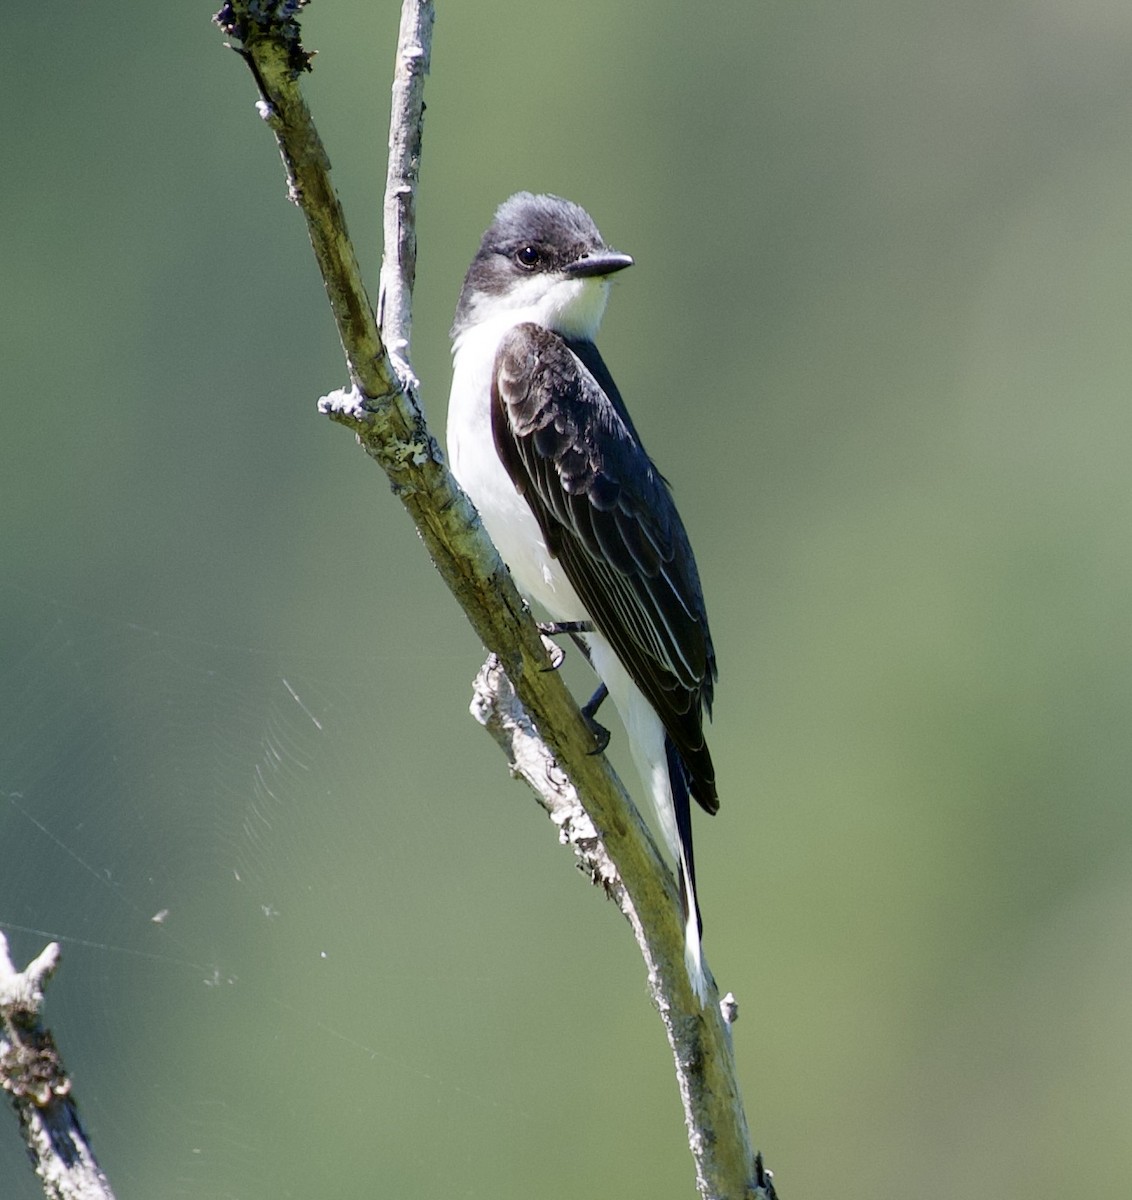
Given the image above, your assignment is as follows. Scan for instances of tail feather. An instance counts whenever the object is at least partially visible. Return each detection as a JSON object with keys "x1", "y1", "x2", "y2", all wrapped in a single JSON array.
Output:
[
  {"x1": 666, "y1": 737, "x2": 708, "y2": 1003},
  {"x1": 589, "y1": 645, "x2": 712, "y2": 1005}
]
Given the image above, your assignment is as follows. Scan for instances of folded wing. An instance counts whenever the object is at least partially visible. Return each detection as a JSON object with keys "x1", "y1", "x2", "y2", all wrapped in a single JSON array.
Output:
[{"x1": 491, "y1": 322, "x2": 718, "y2": 815}]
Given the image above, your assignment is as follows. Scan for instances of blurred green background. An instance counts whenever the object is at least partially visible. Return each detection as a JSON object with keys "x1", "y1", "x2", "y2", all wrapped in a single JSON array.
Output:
[{"x1": 3, "y1": 1, "x2": 1132, "y2": 1196}]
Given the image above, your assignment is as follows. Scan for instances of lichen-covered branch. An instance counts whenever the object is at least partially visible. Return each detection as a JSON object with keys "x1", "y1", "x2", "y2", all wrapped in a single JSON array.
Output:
[
  {"x1": 0, "y1": 934, "x2": 116, "y2": 1200},
  {"x1": 214, "y1": 2, "x2": 774, "y2": 1195}
]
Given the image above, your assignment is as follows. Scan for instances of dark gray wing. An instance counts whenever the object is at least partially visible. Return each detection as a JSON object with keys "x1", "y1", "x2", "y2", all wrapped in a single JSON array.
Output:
[{"x1": 491, "y1": 322, "x2": 718, "y2": 815}]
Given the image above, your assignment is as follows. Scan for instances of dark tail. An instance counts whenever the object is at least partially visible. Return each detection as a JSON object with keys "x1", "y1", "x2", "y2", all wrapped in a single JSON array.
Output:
[
  {"x1": 665, "y1": 736, "x2": 708, "y2": 1001},
  {"x1": 665, "y1": 735, "x2": 702, "y2": 934}
]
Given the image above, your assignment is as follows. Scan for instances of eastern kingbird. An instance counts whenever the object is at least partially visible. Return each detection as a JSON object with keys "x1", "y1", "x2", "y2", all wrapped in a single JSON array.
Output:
[{"x1": 447, "y1": 193, "x2": 718, "y2": 1002}]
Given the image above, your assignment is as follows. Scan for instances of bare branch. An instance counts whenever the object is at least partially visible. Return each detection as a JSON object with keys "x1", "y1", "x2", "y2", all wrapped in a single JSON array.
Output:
[
  {"x1": 214, "y1": 2, "x2": 776, "y2": 1194},
  {"x1": 0, "y1": 934, "x2": 117, "y2": 1200},
  {"x1": 377, "y1": 0, "x2": 433, "y2": 370}
]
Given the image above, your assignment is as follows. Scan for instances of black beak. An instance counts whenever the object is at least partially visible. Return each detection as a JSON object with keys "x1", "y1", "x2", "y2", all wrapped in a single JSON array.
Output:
[{"x1": 565, "y1": 250, "x2": 635, "y2": 279}]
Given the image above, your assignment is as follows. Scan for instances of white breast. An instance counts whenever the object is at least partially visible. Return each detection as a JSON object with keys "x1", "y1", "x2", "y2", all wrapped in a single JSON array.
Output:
[{"x1": 447, "y1": 315, "x2": 589, "y2": 623}]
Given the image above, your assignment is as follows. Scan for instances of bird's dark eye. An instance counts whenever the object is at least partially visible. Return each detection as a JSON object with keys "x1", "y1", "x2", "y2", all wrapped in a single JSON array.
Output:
[{"x1": 515, "y1": 244, "x2": 541, "y2": 269}]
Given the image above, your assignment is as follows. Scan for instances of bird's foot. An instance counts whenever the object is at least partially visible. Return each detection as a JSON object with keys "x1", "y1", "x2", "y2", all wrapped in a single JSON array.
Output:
[
  {"x1": 581, "y1": 683, "x2": 611, "y2": 754},
  {"x1": 537, "y1": 621, "x2": 594, "y2": 672},
  {"x1": 539, "y1": 633, "x2": 566, "y2": 671}
]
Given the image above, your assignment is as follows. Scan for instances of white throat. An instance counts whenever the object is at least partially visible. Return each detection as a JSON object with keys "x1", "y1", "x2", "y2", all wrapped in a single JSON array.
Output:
[{"x1": 454, "y1": 273, "x2": 611, "y2": 351}]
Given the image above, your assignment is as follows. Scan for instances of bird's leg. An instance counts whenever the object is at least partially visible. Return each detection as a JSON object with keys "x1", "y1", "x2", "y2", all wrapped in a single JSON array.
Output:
[
  {"x1": 538, "y1": 620, "x2": 594, "y2": 636},
  {"x1": 537, "y1": 621, "x2": 594, "y2": 671},
  {"x1": 581, "y1": 682, "x2": 611, "y2": 754},
  {"x1": 536, "y1": 623, "x2": 610, "y2": 753}
]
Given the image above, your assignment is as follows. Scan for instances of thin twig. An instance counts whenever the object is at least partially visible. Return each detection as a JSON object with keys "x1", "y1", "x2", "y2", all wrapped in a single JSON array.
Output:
[
  {"x1": 214, "y1": 2, "x2": 774, "y2": 1194},
  {"x1": 377, "y1": 0, "x2": 433, "y2": 372}
]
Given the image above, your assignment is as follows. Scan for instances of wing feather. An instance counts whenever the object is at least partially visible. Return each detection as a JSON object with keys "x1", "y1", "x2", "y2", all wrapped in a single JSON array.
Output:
[{"x1": 491, "y1": 322, "x2": 718, "y2": 814}]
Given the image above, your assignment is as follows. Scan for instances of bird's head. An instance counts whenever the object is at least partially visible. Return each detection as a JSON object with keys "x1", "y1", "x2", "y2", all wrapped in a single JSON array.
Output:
[{"x1": 452, "y1": 192, "x2": 633, "y2": 342}]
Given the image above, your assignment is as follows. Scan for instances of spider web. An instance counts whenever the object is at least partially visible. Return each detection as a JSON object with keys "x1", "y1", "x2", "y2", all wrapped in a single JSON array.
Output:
[{"x1": 0, "y1": 583, "x2": 600, "y2": 1199}]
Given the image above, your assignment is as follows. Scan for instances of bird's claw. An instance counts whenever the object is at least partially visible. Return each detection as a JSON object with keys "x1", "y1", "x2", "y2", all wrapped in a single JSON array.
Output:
[
  {"x1": 584, "y1": 715, "x2": 611, "y2": 755},
  {"x1": 537, "y1": 621, "x2": 593, "y2": 671},
  {"x1": 539, "y1": 633, "x2": 566, "y2": 671}
]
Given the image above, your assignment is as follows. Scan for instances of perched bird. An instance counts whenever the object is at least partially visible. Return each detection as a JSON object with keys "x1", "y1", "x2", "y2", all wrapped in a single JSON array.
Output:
[{"x1": 446, "y1": 193, "x2": 718, "y2": 1001}]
